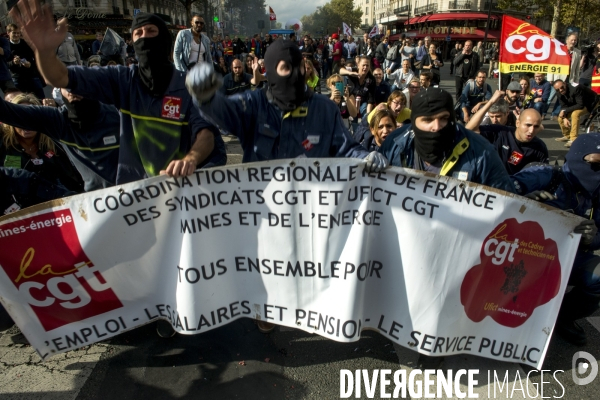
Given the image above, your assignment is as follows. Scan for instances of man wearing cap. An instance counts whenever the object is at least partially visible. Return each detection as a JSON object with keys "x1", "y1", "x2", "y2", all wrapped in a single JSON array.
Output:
[
  {"x1": 379, "y1": 87, "x2": 513, "y2": 192},
  {"x1": 11, "y1": 0, "x2": 226, "y2": 185},
  {"x1": 331, "y1": 33, "x2": 343, "y2": 74},
  {"x1": 466, "y1": 90, "x2": 548, "y2": 174}
]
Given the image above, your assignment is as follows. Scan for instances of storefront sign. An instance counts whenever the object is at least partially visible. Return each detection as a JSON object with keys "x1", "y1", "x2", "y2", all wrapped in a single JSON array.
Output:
[
  {"x1": 418, "y1": 26, "x2": 476, "y2": 35},
  {"x1": 61, "y1": 7, "x2": 107, "y2": 20}
]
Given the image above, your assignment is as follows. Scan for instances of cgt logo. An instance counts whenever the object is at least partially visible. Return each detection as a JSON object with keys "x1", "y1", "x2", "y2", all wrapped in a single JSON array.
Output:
[
  {"x1": 0, "y1": 210, "x2": 122, "y2": 331},
  {"x1": 460, "y1": 219, "x2": 561, "y2": 327},
  {"x1": 161, "y1": 96, "x2": 182, "y2": 120}
]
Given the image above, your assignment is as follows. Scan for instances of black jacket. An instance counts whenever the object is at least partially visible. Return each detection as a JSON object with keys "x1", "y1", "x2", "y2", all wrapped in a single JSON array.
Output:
[{"x1": 558, "y1": 84, "x2": 598, "y2": 115}]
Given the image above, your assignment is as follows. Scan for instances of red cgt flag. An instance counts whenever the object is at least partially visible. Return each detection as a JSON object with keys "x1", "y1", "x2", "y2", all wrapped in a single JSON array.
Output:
[
  {"x1": 499, "y1": 15, "x2": 570, "y2": 76},
  {"x1": 269, "y1": 6, "x2": 276, "y2": 21}
]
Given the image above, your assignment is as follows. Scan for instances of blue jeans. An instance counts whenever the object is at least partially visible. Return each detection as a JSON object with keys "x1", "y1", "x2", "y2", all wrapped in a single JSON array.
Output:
[
  {"x1": 547, "y1": 86, "x2": 561, "y2": 116},
  {"x1": 531, "y1": 101, "x2": 548, "y2": 115}
]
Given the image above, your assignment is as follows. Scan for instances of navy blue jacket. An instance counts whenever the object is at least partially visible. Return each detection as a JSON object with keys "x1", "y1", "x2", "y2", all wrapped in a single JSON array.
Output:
[
  {"x1": 379, "y1": 123, "x2": 514, "y2": 193},
  {"x1": 67, "y1": 65, "x2": 226, "y2": 184},
  {"x1": 199, "y1": 89, "x2": 369, "y2": 162},
  {"x1": 0, "y1": 97, "x2": 120, "y2": 191},
  {"x1": 512, "y1": 164, "x2": 600, "y2": 251}
]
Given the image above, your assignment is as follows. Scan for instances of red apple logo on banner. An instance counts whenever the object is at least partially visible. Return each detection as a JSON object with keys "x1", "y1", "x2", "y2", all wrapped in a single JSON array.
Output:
[
  {"x1": 460, "y1": 218, "x2": 561, "y2": 328},
  {"x1": 0, "y1": 210, "x2": 123, "y2": 331}
]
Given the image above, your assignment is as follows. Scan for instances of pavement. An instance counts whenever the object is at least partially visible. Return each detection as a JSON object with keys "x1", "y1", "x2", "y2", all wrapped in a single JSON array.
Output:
[{"x1": 1, "y1": 65, "x2": 600, "y2": 399}]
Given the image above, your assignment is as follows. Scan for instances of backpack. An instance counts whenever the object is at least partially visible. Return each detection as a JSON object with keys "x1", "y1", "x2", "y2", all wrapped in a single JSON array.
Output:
[{"x1": 386, "y1": 45, "x2": 398, "y2": 61}]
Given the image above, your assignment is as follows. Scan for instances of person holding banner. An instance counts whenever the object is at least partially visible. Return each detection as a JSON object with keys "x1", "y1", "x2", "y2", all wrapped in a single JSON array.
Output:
[
  {"x1": 378, "y1": 87, "x2": 513, "y2": 193},
  {"x1": 10, "y1": 2, "x2": 227, "y2": 184},
  {"x1": 553, "y1": 79, "x2": 598, "y2": 147},
  {"x1": 512, "y1": 134, "x2": 600, "y2": 345}
]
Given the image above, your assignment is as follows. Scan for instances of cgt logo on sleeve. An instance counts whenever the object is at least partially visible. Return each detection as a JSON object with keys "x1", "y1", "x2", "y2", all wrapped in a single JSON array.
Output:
[
  {"x1": 0, "y1": 210, "x2": 123, "y2": 331},
  {"x1": 460, "y1": 218, "x2": 561, "y2": 327},
  {"x1": 161, "y1": 96, "x2": 182, "y2": 120}
]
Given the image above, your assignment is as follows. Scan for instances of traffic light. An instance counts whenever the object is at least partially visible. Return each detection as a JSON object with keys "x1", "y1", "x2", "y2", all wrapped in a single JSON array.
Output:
[{"x1": 213, "y1": 16, "x2": 219, "y2": 22}]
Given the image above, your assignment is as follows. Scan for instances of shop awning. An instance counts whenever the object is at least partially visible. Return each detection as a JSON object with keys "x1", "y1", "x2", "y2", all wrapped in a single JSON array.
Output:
[
  {"x1": 422, "y1": 12, "x2": 500, "y2": 22},
  {"x1": 407, "y1": 12, "x2": 500, "y2": 24}
]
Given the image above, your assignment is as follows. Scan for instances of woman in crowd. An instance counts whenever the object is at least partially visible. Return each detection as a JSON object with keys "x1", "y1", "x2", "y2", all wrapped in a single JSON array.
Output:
[
  {"x1": 215, "y1": 56, "x2": 229, "y2": 77},
  {"x1": 361, "y1": 109, "x2": 397, "y2": 152},
  {"x1": 242, "y1": 54, "x2": 254, "y2": 75},
  {"x1": 305, "y1": 59, "x2": 321, "y2": 93},
  {"x1": 0, "y1": 93, "x2": 83, "y2": 193},
  {"x1": 366, "y1": 90, "x2": 411, "y2": 126},
  {"x1": 327, "y1": 74, "x2": 357, "y2": 130},
  {"x1": 420, "y1": 43, "x2": 444, "y2": 86},
  {"x1": 340, "y1": 56, "x2": 376, "y2": 117},
  {"x1": 519, "y1": 75, "x2": 534, "y2": 109}
]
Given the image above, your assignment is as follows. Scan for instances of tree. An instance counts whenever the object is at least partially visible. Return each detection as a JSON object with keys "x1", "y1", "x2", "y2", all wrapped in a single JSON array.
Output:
[
  {"x1": 301, "y1": 0, "x2": 362, "y2": 36},
  {"x1": 224, "y1": 0, "x2": 270, "y2": 37},
  {"x1": 497, "y1": 0, "x2": 600, "y2": 39}
]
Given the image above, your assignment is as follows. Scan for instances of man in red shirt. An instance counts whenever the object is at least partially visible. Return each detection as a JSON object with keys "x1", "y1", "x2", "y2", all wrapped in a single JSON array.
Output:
[{"x1": 331, "y1": 33, "x2": 343, "y2": 74}]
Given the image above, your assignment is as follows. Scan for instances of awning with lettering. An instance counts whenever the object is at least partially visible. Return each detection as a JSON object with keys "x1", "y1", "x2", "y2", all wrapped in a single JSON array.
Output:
[
  {"x1": 403, "y1": 29, "x2": 501, "y2": 40},
  {"x1": 406, "y1": 12, "x2": 500, "y2": 24}
]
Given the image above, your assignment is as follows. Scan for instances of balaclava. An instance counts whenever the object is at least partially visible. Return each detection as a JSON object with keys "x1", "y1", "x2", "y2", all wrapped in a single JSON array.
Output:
[
  {"x1": 264, "y1": 39, "x2": 306, "y2": 111},
  {"x1": 564, "y1": 133, "x2": 600, "y2": 196},
  {"x1": 411, "y1": 88, "x2": 457, "y2": 164},
  {"x1": 131, "y1": 13, "x2": 173, "y2": 96}
]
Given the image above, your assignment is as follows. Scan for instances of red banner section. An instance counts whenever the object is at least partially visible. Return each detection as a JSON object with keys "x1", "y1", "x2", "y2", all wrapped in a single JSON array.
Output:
[{"x1": 499, "y1": 15, "x2": 570, "y2": 75}]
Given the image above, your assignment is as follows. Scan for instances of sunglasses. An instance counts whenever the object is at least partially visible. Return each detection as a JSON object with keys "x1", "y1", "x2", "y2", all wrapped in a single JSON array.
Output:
[
  {"x1": 194, "y1": 21, "x2": 205, "y2": 25},
  {"x1": 409, "y1": 86, "x2": 420, "y2": 89}
]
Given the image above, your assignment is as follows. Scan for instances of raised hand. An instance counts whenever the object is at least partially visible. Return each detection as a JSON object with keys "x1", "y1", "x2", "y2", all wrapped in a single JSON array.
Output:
[{"x1": 9, "y1": 0, "x2": 68, "y2": 55}]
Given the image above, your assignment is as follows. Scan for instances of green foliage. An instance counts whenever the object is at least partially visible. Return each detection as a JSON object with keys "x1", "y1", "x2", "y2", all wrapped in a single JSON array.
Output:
[
  {"x1": 301, "y1": 0, "x2": 362, "y2": 36},
  {"x1": 497, "y1": 0, "x2": 600, "y2": 39}
]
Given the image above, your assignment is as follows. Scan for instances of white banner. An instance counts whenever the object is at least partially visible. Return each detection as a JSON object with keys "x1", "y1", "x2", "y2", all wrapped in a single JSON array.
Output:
[{"x1": 0, "y1": 159, "x2": 582, "y2": 368}]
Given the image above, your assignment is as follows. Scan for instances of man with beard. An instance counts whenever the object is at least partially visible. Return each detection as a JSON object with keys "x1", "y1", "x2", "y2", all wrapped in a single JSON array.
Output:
[
  {"x1": 187, "y1": 38, "x2": 387, "y2": 333},
  {"x1": 220, "y1": 59, "x2": 253, "y2": 95},
  {"x1": 466, "y1": 90, "x2": 548, "y2": 174},
  {"x1": 0, "y1": 89, "x2": 120, "y2": 191},
  {"x1": 379, "y1": 87, "x2": 513, "y2": 192},
  {"x1": 11, "y1": 1, "x2": 226, "y2": 185},
  {"x1": 512, "y1": 134, "x2": 600, "y2": 345},
  {"x1": 173, "y1": 14, "x2": 213, "y2": 72}
]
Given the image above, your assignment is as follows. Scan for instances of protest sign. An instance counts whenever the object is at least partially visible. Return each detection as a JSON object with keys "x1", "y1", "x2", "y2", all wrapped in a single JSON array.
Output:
[
  {"x1": 0, "y1": 160, "x2": 581, "y2": 368},
  {"x1": 499, "y1": 15, "x2": 571, "y2": 75}
]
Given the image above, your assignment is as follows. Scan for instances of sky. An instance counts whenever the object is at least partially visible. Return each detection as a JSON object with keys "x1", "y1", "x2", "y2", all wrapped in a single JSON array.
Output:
[{"x1": 266, "y1": 0, "x2": 327, "y2": 29}]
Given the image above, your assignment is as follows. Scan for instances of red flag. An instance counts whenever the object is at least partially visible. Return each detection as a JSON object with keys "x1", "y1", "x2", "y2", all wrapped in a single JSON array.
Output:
[
  {"x1": 499, "y1": 15, "x2": 570, "y2": 76},
  {"x1": 269, "y1": 6, "x2": 276, "y2": 21}
]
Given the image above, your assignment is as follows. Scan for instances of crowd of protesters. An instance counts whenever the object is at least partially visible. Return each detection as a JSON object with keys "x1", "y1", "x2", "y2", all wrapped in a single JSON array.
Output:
[{"x1": 1, "y1": 0, "x2": 600, "y2": 350}]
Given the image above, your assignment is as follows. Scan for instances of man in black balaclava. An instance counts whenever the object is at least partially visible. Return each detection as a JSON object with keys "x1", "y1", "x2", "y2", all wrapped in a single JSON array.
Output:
[
  {"x1": 513, "y1": 134, "x2": 600, "y2": 345},
  {"x1": 130, "y1": 12, "x2": 173, "y2": 96},
  {"x1": 186, "y1": 39, "x2": 387, "y2": 172},
  {"x1": 186, "y1": 39, "x2": 388, "y2": 333},
  {"x1": 12, "y1": 0, "x2": 226, "y2": 186},
  {"x1": 379, "y1": 87, "x2": 514, "y2": 192}
]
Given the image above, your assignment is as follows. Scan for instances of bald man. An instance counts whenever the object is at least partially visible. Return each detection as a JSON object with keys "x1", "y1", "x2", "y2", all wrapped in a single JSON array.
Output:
[
  {"x1": 220, "y1": 58, "x2": 254, "y2": 96},
  {"x1": 466, "y1": 90, "x2": 548, "y2": 174}
]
